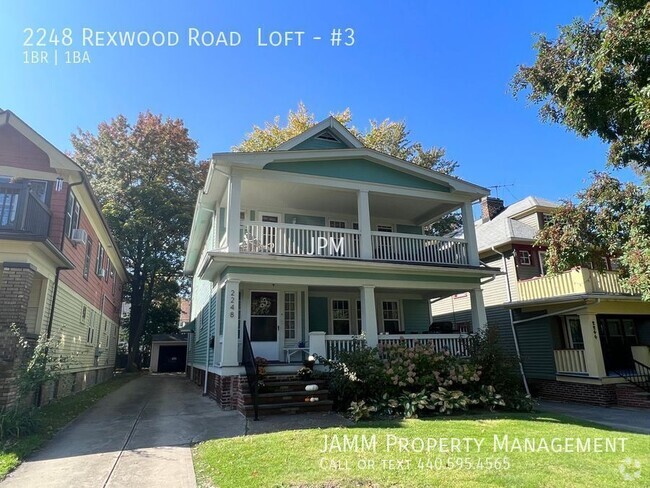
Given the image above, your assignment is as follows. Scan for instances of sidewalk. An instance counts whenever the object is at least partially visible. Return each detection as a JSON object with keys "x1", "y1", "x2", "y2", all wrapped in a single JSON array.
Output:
[{"x1": 538, "y1": 400, "x2": 650, "y2": 435}]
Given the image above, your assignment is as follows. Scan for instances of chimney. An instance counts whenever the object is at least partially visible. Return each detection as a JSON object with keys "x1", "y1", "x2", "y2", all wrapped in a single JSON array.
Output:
[{"x1": 481, "y1": 197, "x2": 505, "y2": 222}]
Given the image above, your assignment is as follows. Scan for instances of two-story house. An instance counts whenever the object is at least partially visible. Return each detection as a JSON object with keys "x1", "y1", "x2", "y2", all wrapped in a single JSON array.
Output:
[
  {"x1": 183, "y1": 117, "x2": 499, "y2": 410},
  {"x1": 431, "y1": 196, "x2": 650, "y2": 407},
  {"x1": 0, "y1": 110, "x2": 127, "y2": 406}
]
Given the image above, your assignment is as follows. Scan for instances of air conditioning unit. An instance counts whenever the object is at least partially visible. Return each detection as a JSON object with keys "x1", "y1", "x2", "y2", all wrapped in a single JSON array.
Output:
[
  {"x1": 97, "y1": 269, "x2": 106, "y2": 278},
  {"x1": 71, "y1": 228, "x2": 88, "y2": 245}
]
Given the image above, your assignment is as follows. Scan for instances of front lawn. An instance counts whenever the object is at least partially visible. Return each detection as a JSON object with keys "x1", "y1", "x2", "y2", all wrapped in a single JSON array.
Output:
[
  {"x1": 193, "y1": 413, "x2": 650, "y2": 487},
  {"x1": 0, "y1": 373, "x2": 138, "y2": 478}
]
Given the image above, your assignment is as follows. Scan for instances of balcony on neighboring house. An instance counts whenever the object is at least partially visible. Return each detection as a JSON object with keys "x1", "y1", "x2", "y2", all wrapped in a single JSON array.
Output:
[
  {"x1": 517, "y1": 267, "x2": 632, "y2": 302},
  {"x1": 0, "y1": 182, "x2": 51, "y2": 239}
]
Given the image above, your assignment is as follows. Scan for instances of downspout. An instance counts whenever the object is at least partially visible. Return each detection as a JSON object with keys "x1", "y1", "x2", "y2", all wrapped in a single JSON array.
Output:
[{"x1": 491, "y1": 246, "x2": 530, "y2": 395}]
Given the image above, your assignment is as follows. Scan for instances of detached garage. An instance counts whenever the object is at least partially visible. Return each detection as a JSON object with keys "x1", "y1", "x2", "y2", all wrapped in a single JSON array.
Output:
[{"x1": 150, "y1": 334, "x2": 187, "y2": 373}]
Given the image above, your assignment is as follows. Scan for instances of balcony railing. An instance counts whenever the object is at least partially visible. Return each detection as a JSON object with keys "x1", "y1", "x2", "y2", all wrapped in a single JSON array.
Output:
[
  {"x1": 518, "y1": 267, "x2": 631, "y2": 301},
  {"x1": 239, "y1": 221, "x2": 469, "y2": 265},
  {"x1": 554, "y1": 349, "x2": 588, "y2": 375},
  {"x1": 371, "y1": 232, "x2": 468, "y2": 265},
  {"x1": 0, "y1": 183, "x2": 51, "y2": 238}
]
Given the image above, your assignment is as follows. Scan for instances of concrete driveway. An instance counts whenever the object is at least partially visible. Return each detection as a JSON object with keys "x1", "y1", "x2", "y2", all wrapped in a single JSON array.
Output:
[{"x1": 1, "y1": 374, "x2": 246, "y2": 488}]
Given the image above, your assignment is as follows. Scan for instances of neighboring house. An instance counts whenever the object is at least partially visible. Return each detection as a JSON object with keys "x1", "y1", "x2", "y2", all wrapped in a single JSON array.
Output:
[
  {"x1": 183, "y1": 117, "x2": 498, "y2": 409},
  {"x1": 0, "y1": 110, "x2": 127, "y2": 406},
  {"x1": 179, "y1": 298, "x2": 191, "y2": 327},
  {"x1": 431, "y1": 196, "x2": 650, "y2": 407}
]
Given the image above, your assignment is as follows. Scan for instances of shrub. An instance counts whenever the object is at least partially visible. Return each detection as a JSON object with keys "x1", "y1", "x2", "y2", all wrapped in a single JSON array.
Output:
[
  {"x1": 0, "y1": 407, "x2": 39, "y2": 441},
  {"x1": 429, "y1": 388, "x2": 470, "y2": 415}
]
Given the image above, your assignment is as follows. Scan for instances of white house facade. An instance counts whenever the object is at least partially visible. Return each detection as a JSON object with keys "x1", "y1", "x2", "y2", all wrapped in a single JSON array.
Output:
[{"x1": 183, "y1": 118, "x2": 498, "y2": 409}]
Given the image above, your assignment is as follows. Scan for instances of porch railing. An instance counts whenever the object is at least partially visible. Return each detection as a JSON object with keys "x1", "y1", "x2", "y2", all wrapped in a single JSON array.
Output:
[
  {"x1": 371, "y1": 232, "x2": 468, "y2": 265},
  {"x1": 613, "y1": 359, "x2": 650, "y2": 393},
  {"x1": 322, "y1": 334, "x2": 470, "y2": 360},
  {"x1": 0, "y1": 183, "x2": 51, "y2": 238},
  {"x1": 241, "y1": 321, "x2": 259, "y2": 421},
  {"x1": 553, "y1": 349, "x2": 588, "y2": 374}
]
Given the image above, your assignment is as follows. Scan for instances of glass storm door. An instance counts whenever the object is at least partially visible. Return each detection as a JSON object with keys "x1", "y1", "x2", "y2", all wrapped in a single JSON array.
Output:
[{"x1": 250, "y1": 291, "x2": 279, "y2": 360}]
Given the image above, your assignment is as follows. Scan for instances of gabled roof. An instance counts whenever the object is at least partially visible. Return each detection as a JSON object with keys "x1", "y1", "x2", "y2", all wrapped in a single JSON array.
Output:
[
  {"x1": 274, "y1": 116, "x2": 364, "y2": 151},
  {"x1": 451, "y1": 196, "x2": 558, "y2": 252}
]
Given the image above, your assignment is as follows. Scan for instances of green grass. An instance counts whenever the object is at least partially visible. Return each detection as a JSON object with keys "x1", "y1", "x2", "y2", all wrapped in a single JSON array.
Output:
[
  {"x1": 193, "y1": 412, "x2": 650, "y2": 487},
  {"x1": 0, "y1": 373, "x2": 138, "y2": 478}
]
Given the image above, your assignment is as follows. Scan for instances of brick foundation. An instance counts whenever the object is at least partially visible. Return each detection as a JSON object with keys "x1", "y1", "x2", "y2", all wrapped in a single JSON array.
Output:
[
  {"x1": 615, "y1": 384, "x2": 650, "y2": 409},
  {"x1": 530, "y1": 379, "x2": 618, "y2": 406}
]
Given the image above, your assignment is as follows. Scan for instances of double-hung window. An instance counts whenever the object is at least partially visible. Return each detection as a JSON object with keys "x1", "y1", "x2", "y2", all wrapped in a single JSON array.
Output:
[
  {"x1": 83, "y1": 238, "x2": 93, "y2": 280},
  {"x1": 65, "y1": 193, "x2": 81, "y2": 238},
  {"x1": 331, "y1": 299, "x2": 351, "y2": 334}
]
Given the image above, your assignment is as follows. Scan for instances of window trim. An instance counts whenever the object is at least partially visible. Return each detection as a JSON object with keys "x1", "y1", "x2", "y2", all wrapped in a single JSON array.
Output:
[
  {"x1": 381, "y1": 300, "x2": 401, "y2": 334},
  {"x1": 518, "y1": 250, "x2": 532, "y2": 266},
  {"x1": 83, "y1": 237, "x2": 93, "y2": 280},
  {"x1": 96, "y1": 244, "x2": 106, "y2": 277}
]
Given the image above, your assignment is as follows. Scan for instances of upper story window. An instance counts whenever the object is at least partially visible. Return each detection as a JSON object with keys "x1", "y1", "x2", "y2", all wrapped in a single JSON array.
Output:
[
  {"x1": 110, "y1": 264, "x2": 117, "y2": 294},
  {"x1": 541, "y1": 213, "x2": 553, "y2": 228},
  {"x1": 96, "y1": 244, "x2": 106, "y2": 277},
  {"x1": 518, "y1": 250, "x2": 532, "y2": 266},
  {"x1": 377, "y1": 225, "x2": 393, "y2": 233},
  {"x1": 65, "y1": 193, "x2": 81, "y2": 238},
  {"x1": 27, "y1": 180, "x2": 48, "y2": 204},
  {"x1": 329, "y1": 220, "x2": 346, "y2": 229},
  {"x1": 83, "y1": 238, "x2": 93, "y2": 280}
]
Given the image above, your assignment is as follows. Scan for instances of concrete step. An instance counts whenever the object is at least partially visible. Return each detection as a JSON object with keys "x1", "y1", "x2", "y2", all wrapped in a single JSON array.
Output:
[
  {"x1": 242, "y1": 390, "x2": 329, "y2": 405},
  {"x1": 242, "y1": 379, "x2": 328, "y2": 393},
  {"x1": 242, "y1": 399, "x2": 334, "y2": 417}
]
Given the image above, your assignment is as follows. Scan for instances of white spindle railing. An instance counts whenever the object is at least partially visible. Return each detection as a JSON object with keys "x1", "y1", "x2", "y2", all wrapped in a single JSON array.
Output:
[
  {"x1": 554, "y1": 349, "x2": 588, "y2": 374},
  {"x1": 371, "y1": 232, "x2": 469, "y2": 265},
  {"x1": 323, "y1": 334, "x2": 470, "y2": 359},
  {"x1": 241, "y1": 221, "x2": 360, "y2": 259},
  {"x1": 378, "y1": 334, "x2": 470, "y2": 357}
]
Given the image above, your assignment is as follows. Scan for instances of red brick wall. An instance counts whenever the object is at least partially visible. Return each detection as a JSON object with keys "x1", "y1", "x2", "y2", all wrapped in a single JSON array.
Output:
[
  {"x1": 59, "y1": 201, "x2": 123, "y2": 323},
  {"x1": 0, "y1": 125, "x2": 54, "y2": 173},
  {"x1": 615, "y1": 384, "x2": 650, "y2": 409},
  {"x1": 530, "y1": 379, "x2": 618, "y2": 406}
]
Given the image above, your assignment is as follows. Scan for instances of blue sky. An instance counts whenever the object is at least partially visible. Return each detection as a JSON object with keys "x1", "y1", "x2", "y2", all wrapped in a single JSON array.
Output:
[{"x1": 0, "y1": 1, "x2": 636, "y2": 206}]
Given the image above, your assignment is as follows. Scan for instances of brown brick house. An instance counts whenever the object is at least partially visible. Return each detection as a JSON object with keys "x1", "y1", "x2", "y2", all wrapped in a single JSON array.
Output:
[{"x1": 0, "y1": 110, "x2": 128, "y2": 406}]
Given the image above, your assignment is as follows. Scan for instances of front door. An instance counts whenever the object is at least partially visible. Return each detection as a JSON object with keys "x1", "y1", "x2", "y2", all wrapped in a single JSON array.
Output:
[
  {"x1": 599, "y1": 317, "x2": 638, "y2": 372},
  {"x1": 250, "y1": 291, "x2": 279, "y2": 360}
]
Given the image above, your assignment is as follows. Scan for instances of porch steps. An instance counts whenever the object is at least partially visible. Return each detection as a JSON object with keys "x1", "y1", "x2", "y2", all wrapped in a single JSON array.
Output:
[{"x1": 239, "y1": 373, "x2": 333, "y2": 417}]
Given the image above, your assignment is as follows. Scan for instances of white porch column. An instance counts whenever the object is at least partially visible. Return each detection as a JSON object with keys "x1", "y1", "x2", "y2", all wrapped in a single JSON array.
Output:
[
  {"x1": 360, "y1": 285, "x2": 378, "y2": 346},
  {"x1": 578, "y1": 313, "x2": 606, "y2": 378},
  {"x1": 469, "y1": 288, "x2": 488, "y2": 331},
  {"x1": 220, "y1": 280, "x2": 240, "y2": 366},
  {"x1": 461, "y1": 201, "x2": 480, "y2": 266},
  {"x1": 226, "y1": 174, "x2": 242, "y2": 253},
  {"x1": 357, "y1": 190, "x2": 372, "y2": 260}
]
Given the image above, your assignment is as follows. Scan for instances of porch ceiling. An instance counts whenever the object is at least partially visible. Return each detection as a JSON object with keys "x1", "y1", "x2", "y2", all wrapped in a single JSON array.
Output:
[{"x1": 240, "y1": 179, "x2": 459, "y2": 224}]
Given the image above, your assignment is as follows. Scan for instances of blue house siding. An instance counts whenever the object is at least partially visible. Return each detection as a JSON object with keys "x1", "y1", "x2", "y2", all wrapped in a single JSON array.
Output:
[{"x1": 517, "y1": 317, "x2": 557, "y2": 380}]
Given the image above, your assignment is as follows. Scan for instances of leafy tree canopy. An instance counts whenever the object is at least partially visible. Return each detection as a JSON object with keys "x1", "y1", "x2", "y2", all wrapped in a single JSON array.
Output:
[
  {"x1": 71, "y1": 112, "x2": 204, "y2": 370},
  {"x1": 512, "y1": 0, "x2": 650, "y2": 169},
  {"x1": 536, "y1": 172, "x2": 650, "y2": 300}
]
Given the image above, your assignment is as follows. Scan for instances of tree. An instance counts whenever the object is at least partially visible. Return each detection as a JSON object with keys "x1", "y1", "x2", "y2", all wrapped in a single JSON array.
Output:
[
  {"x1": 536, "y1": 173, "x2": 650, "y2": 300},
  {"x1": 513, "y1": 1, "x2": 650, "y2": 299},
  {"x1": 512, "y1": 0, "x2": 650, "y2": 169},
  {"x1": 71, "y1": 112, "x2": 204, "y2": 370},
  {"x1": 235, "y1": 103, "x2": 460, "y2": 234}
]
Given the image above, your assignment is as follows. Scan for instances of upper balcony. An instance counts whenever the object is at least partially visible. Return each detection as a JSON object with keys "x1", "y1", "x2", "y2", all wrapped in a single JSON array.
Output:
[
  {"x1": 0, "y1": 182, "x2": 51, "y2": 240},
  {"x1": 517, "y1": 267, "x2": 632, "y2": 302}
]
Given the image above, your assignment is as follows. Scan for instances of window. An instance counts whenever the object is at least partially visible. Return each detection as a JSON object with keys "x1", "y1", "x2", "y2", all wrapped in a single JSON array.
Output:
[
  {"x1": 564, "y1": 317, "x2": 584, "y2": 349},
  {"x1": 382, "y1": 301, "x2": 400, "y2": 334},
  {"x1": 96, "y1": 244, "x2": 106, "y2": 276},
  {"x1": 541, "y1": 213, "x2": 553, "y2": 227},
  {"x1": 83, "y1": 238, "x2": 93, "y2": 280},
  {"x1": 65, "y1": 193, "x2": 81, "y2": 238},
  {"x1": 329, "y1": 220, "x2": 346, "y2": 229},
  {"x1": 110, "y1": 265, "x2": 117, "y2": 294},
  {"x1": 518, "y1": 250, "x2": 531, "y2": 266},
  {"x1": 87, "y1": 310, "x2": 95, "y2": 343},
  {"x1": 377, "y1": 225, "x2": 393, "y2": 233},
  {"x1": 27, "y1": 180, "x2": 48, "y2": 204},
  {"x1": 331, "y1": 300, "x2": 351, "y2": 334},
  {"x1": 284, "y1": 293, "x2": 296, "y2": 340}
]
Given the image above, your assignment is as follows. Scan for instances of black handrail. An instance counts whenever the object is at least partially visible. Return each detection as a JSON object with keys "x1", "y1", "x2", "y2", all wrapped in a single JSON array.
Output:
[
  {"x1": 614, "y1": 359, "x2": 650, "y2": 393},
  {"x1": 241, "y1": 321, "x2": 259, "y2": 420}
]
